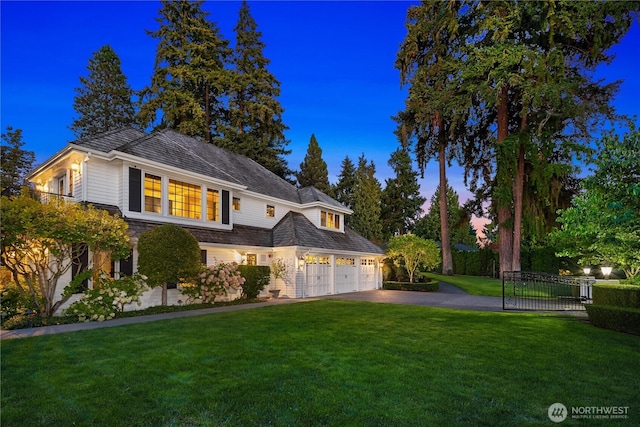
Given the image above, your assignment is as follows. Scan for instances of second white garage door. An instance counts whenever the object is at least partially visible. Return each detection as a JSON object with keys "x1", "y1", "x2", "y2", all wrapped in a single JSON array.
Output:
[{"x1": 335, "y1": 257, "x2": 357, "y2": 294}]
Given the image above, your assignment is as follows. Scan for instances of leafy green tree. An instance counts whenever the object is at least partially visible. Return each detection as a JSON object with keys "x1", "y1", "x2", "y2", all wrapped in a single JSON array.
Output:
[
  {"x1": 138, "y1": 0, "x2": 231, "y2": 141},
  {"x1": 386, "y1": 234, "x2": 441, "y2": 283},
  {"x1": 332, "y1": 156, "x2": 357, "y2": 217},
  {"x1": 381, "y1": 148, "x2": 425, "y2": 239},
  {"x1": 69, "y1": 45, "x2": 137, "y2": 139},
  {"x1": 219, "y1": 0, "x2": 291, "y2": 180},
  {"x1": 1, "y1": 127, "x2": 35, "y2": 197},
  {"x1": 350, "y1": 155, "x2": 383, "y2": 243},
  {"x1": 296, "y1": 134, "x2": 330, "y2": 193},
  {"x1": 552, "y1": 128, "x2": 640, "y2": 282},
  {"x1": 415, "y1": 183, "x2": 477, "y2": 248},
  {"x1": 137, "y1": 224, "x2": 202, "y2": 306},
  {"x1": 0, "y1": 195, "x2": 131, "y2": 317}
]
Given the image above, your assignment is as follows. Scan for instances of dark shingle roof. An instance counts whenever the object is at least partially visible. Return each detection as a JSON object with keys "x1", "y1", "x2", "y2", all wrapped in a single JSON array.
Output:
[
  {"x1": 126, "y1": 218, "x2": 274, "y2": 248},
  {"x1": 273, "y1": 212, "x2": 383, "y2": 254},
  {"x1": 297, "y1": 186, "x2": 346, "y2": 210},
  {"x1": 118, "y1": 129, "x2": 301, "y2": 202},
  {"x1": 72, "y1": 128, "x2": 146, "y2": 153},
  {"x1": 121, "y1": 212, "x2": 382, "y2": 254},
  {"x1": 72, "y1": 128, "x2": 350, "y2": 209}
]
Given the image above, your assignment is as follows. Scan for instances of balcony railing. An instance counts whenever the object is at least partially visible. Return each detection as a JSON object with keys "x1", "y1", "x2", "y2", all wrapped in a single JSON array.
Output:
[{"x1": 36, "y1": 191, "x2": 75, "y2": 204}]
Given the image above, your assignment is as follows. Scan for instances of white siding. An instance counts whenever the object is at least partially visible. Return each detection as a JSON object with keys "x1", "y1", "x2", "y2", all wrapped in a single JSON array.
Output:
[
  {"x1": 232, "y1": 194, "x2": 291, "y2": 228},
  {"x1": 267, "y1": 250, "x2": 299, "y2": 299},
  {"x1": 86, "y1": 159, "x2": 121, "y2": 205}
]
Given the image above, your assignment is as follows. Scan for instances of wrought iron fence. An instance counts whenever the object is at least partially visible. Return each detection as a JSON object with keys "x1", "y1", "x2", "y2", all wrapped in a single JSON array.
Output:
[{"x1": 503, "y1": 271, "x2": 594, "y2": 311}]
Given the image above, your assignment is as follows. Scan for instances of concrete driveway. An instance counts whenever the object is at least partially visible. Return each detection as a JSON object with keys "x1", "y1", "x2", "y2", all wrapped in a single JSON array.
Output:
[{"x1": 320, "y1": 282, "x2": 503, "y2": 312}]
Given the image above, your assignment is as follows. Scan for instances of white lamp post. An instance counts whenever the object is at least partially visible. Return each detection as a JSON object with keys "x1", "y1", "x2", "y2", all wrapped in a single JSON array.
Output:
[
  {"x1": 601, "y1": 266, "x2": 613, "y2": 279},
  {"x1": 582, "y1": 267, "x2": 591, "y2": 276}
]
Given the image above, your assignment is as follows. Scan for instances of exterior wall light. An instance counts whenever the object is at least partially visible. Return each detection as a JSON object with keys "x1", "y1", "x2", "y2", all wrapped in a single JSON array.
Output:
[{"x1": 297, "y1": 256, "x2": 305, "y2": 270}]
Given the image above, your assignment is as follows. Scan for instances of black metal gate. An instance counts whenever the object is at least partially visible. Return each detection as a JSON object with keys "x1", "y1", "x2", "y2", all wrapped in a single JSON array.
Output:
[{"x1": 503, "y1": 271, "x2": 594, "y2": 311}]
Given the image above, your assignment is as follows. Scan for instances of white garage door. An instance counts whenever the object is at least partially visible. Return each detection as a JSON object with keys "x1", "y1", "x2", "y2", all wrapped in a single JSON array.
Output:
[
  {"x1": 360, "y1": 258, "x2": 377, "y2": 290},
  {"x1": 305, "y1": 255, "x2": 331, "y2": 296},
  {"x1": 335, "y1": 257, "x2": 357, "y2": 294}
]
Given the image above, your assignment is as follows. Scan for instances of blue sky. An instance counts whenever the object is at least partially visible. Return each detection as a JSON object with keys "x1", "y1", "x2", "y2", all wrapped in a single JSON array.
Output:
[{"x1": 2, "y1": 1, "x2": 639, "y2": 217}]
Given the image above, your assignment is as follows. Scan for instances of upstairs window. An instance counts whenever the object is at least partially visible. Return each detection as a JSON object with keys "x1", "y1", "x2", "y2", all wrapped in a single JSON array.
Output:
[
  {"x1": 266, "y1": 205, "x2": 275, "y2": 217},
  {"x1": 169, "y1": 179, "x2": 201, "y2": 219},
  {"x1": 144, "y1": 173, "x2": 162, "y2": 213},
  {"x1": 207, "y1": 189, "x2": 219, "y2": 222},
  {"x1": 321, "y1": 211, "x2": 340, "y2": 229}
]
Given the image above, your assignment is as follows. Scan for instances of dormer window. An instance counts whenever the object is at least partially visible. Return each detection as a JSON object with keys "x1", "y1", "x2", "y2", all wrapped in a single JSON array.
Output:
[{"x1": 321, "y1": 211, "x2": 340, "y2": 230}]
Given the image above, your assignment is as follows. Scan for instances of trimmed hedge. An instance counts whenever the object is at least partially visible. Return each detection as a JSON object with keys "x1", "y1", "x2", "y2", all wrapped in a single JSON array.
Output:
[
  {"x1": 237, "y1": 265, "x2": 271, "y2": 299},
  {"x1": 383, "y1": 281, "x2": 439, "y2": 292},
  {"x1": 585, "y1": 305, "x2": 640, "y2": 336},
  {"x1": 592, "y1": 284, "x2": 640, "y2": 308}
]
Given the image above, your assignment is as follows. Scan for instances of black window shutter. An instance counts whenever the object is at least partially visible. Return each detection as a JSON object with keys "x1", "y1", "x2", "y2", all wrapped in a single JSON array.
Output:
[
  {"x1": 120, "y1": 250, "x2": 134, "y2": 277},
  {"x1": 201, "y1": 249, "x2": 207, "y2": 265},
  {"x1": 129, "y1": 168, "x2": 141, "y2": 212},
  {"x1": 222, "y1": 190, "x2": 230, "y2": 224}
]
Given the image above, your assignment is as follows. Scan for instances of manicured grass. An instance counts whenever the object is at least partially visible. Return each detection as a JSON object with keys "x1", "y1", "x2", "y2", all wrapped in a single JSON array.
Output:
[
  {"x1": 424, "y1": 272, "x2": 504, "y2": 296},
  {"x1": 2, "y1": 300, "x2": 639, "y2": 426}
]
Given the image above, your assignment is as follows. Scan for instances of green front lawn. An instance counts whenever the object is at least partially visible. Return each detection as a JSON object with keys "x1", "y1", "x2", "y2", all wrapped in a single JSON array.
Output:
[
  {"x1": 424, "y1": 272, "x2": 504, "y2": 296},
  {"x1": 2, "y1": 300, "x2": 639, "y2": 426}
]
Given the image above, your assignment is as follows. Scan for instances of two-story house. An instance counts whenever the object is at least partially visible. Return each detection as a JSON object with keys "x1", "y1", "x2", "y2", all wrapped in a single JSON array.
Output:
[{"x1": 28, "y1": 128, "x2": 384, "y2": 309}]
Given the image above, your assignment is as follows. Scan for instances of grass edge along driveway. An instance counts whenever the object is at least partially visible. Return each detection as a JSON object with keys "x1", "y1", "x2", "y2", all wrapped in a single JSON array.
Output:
[
  {"x1": 424, "y1": 272, "x2": 504, "y2": 297},
  {"x1": 2, "y1": 300, "x2": 639, "y2": 426}
]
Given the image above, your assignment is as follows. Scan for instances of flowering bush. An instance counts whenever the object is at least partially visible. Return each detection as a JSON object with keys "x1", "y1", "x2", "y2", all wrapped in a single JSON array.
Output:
[
  {"x1": 65, "y1": 273, "x2": 148, "y2": 322},
  {"x1": 181, "y1": 261, "x2": 245, "y2": 304}
]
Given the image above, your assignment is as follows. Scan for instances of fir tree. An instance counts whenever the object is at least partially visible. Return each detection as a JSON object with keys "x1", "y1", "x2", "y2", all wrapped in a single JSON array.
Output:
[
  {"x1": 220, "y1": 0, "x2": 291, "y2": 180},
  {"x1": 138, "y1": 0, "x2": 231, "y2": 141},
  {"x1": 296, "y1": 134, "x2": 330, "y2": 193},
  {"x1": 1, "y1": 127, "x2": 35, "y2": 197},
  {"x1": 69, "y1": 45, "x2": 136, "y2": 139},
  {"x1": 351, "y1": 155, "x2": 383, "y2": 243},
  {"x1": 397, "y1": 0, "x2": 638, "y2": 275},
  {"x1": 333, "y1": 156, "x2": 356, "y2": 207},
  {"x1": 381, "y1": 148, "x2": 425, "y2": 240}
]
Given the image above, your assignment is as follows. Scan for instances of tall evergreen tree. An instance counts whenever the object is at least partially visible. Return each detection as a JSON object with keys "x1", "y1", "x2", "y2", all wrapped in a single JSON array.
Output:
[
  {"x1": 381, "y1": 148, "x2": 425, "y2": 240},
  {"x1": 395, "y1": 1, "x2": 472, "y2": 275},
  {"x1": 69, "y1": 45, "x2": 136, "y2": 139},
  {"x1": 397, "y1": 0, "x2": 638, "y2": 276},
  {"x1": 220, "y1": 0, "x2": 291, "y2": 179},
  {"x1": 138, "y1": 0, "x2": 231, "y2": 141},
  {"x1": 332, "y1": 156, "x2": 357, "y2": 226},
  {"x1": 351, "y1": 155, "x2": 383, "y2": 243},
  {"x1": 296, "y1": 134, "x2": 330, "y2": 193},
  {"x1": 1, "y1": 127, "x2": 35, "y2": 197}
]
